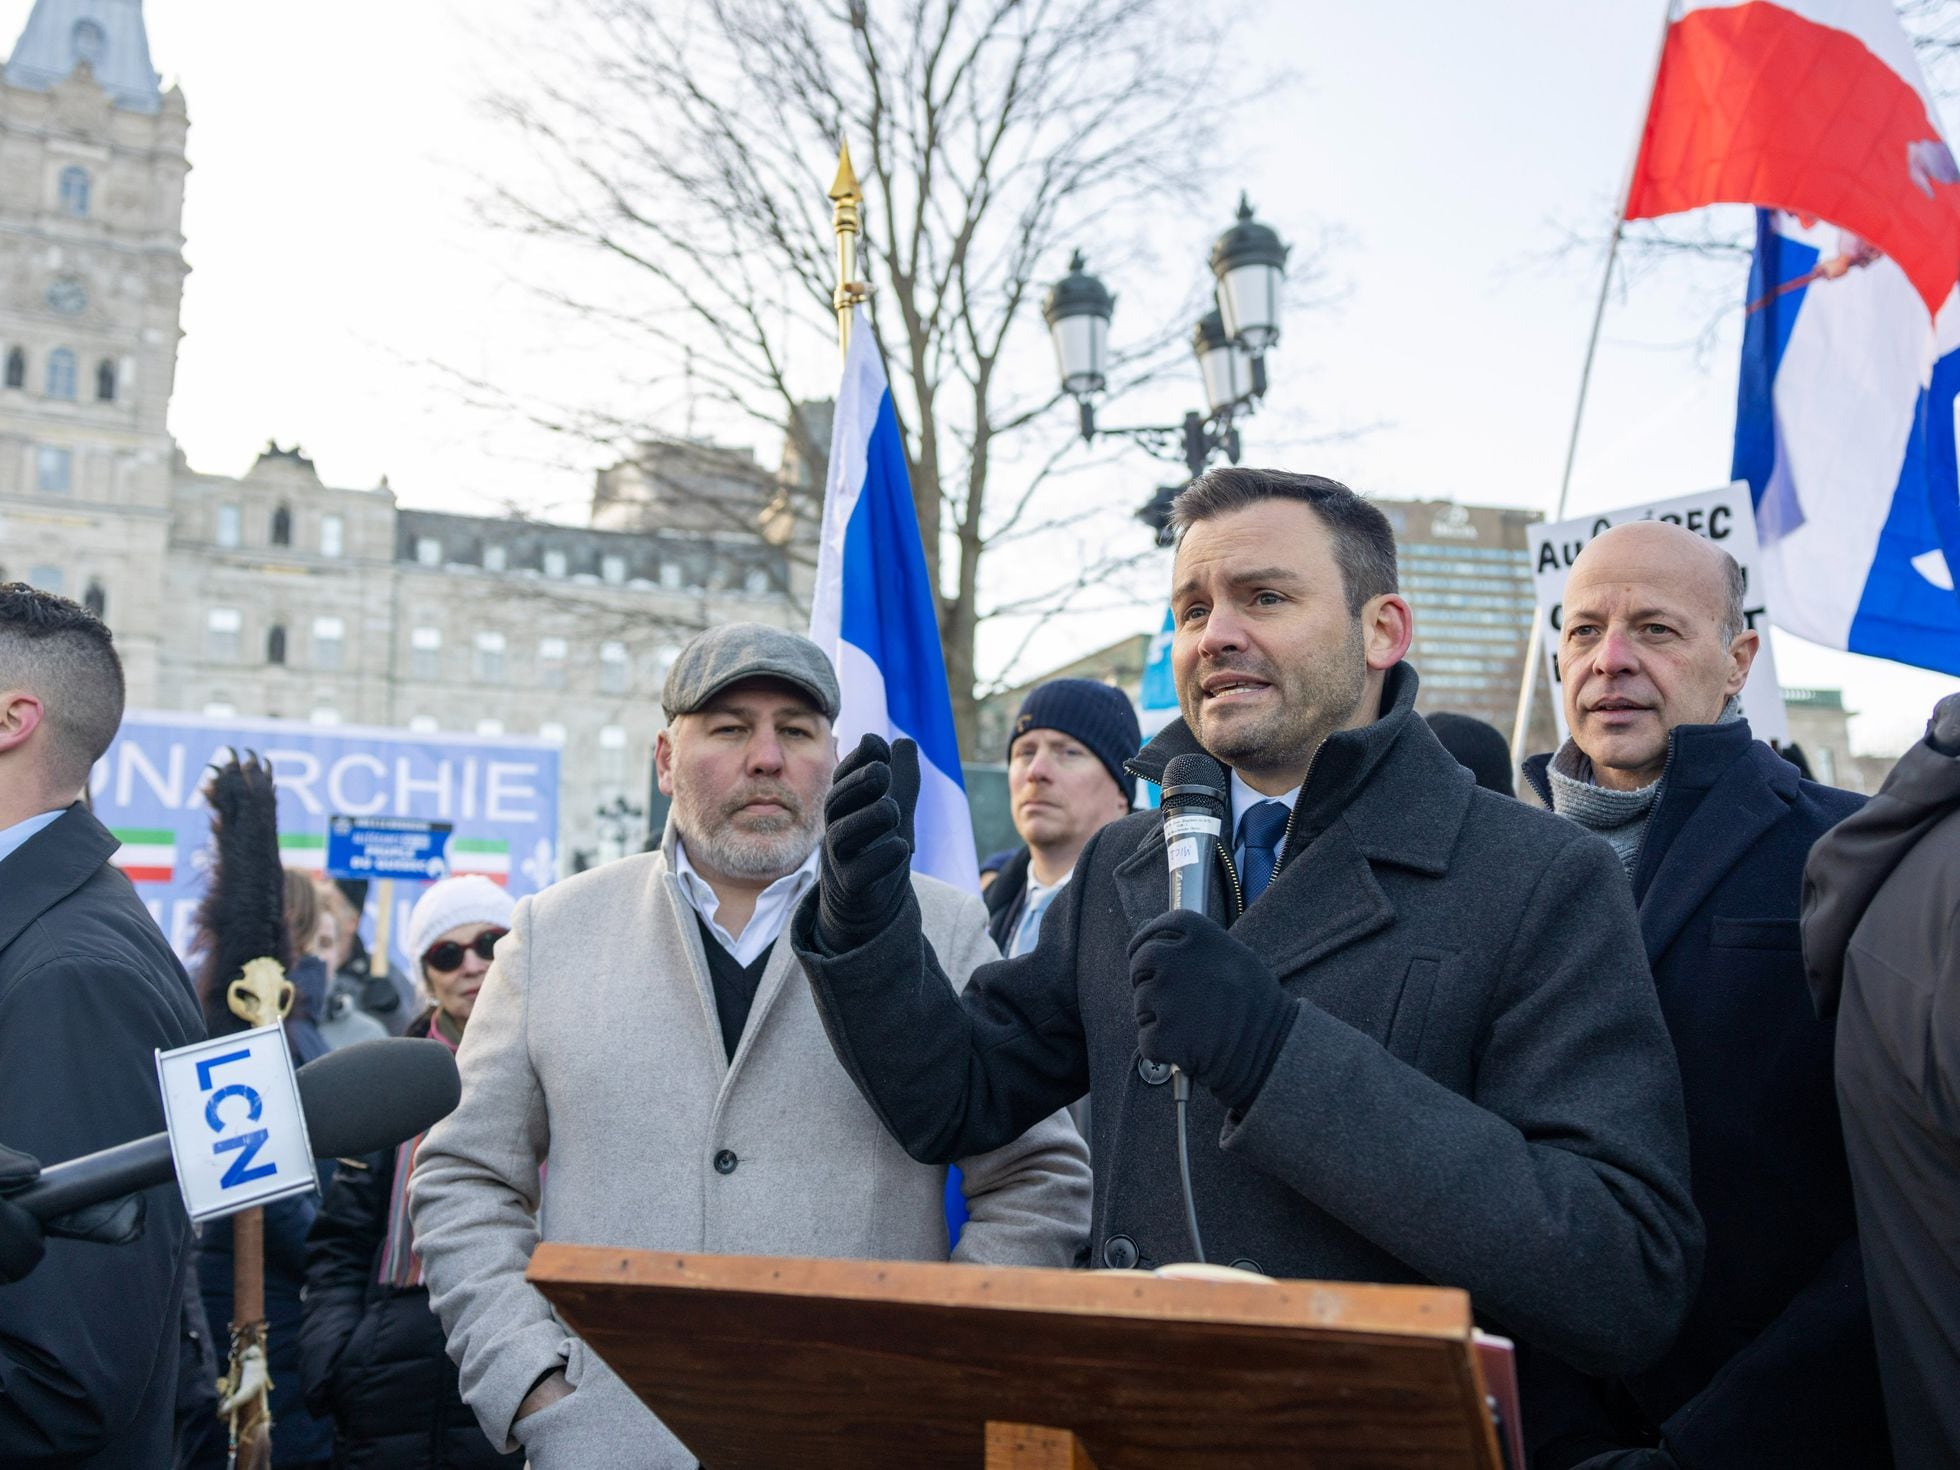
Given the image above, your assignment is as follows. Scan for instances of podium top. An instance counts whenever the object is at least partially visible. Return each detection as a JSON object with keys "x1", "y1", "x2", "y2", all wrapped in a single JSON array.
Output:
[{"x1": 529, "y1": 1245, "x2": 1503, "y2": 1469}]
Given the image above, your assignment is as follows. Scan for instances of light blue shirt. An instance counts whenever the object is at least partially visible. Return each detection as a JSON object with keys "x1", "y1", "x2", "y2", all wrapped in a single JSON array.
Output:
[
  {"x1": 1008, "y1": 870, "x2": 1070, "y2": 958},
  {"x1": 1228, "y1": 772, "x2": 1299, "y2": 873},
  {"x1": 0, "y1": 807, "x2": 65, "y2": 870}
]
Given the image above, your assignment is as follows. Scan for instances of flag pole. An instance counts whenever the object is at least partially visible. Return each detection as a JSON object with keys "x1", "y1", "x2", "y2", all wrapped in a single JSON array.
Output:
[
  {"x1": 829, "y1": 138, "x2": 869, "y2": 360},
  {"x1": 1513, "y1": 0, "x2": 1677, "y2": 785}
]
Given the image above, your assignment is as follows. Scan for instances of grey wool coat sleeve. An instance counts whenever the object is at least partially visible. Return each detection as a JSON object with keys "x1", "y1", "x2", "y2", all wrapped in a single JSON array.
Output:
[{"x1": 919, "y1": 878, "x2": 1091, "y2": 1268}]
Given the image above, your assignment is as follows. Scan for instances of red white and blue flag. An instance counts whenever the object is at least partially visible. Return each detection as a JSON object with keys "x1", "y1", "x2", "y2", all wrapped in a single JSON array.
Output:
[{"x1": 1627, "y1": 0, "x2": 1960, "y2": 672}]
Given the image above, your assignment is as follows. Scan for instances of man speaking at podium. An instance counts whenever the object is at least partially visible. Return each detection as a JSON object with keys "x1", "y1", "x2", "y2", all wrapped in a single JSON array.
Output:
[{"x1": 792, "y1": 467, "x2": 1705, "y2": 1383}]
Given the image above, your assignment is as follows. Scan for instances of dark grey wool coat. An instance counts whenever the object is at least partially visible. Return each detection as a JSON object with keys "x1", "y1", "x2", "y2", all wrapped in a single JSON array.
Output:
[{"x1": 794, "y1": 663, "x2": 1704, "y2": 1376}]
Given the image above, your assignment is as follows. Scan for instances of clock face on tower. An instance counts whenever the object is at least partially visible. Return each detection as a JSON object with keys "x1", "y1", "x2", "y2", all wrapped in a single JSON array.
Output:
[{"x1": 46, "y1": 277, "x2": 87, "y2": 315}]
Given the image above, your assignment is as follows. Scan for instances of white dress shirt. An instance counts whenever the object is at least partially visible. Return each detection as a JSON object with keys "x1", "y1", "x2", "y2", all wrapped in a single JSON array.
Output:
[{"x1": 671, "y1": 838, "x2": 819, "y2": 967}]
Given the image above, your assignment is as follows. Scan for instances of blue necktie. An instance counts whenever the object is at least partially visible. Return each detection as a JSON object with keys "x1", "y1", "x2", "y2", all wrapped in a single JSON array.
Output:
[
  {"x1": 1009, "y1": 884, "x2": 1057, "y2": 958},
  {"x1": 1236, "y1": 800, "x2": 1290, "y2": 907}
]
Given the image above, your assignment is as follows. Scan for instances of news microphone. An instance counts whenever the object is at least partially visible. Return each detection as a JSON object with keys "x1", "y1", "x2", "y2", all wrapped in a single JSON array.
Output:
[
  {"x1": 1155, "y1": 752, "x2": 1228, "y2": 1266},
  {"x1": 7, "y1": 1037, "x2": 461, "y2": 1223},
  {"x1": 1160, "y1": 752, "x2": 1228, "y2": 914}
]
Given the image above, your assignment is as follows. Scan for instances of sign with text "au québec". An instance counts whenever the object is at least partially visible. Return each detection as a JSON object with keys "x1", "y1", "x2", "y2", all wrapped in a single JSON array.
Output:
[
  {"x1": 156, "y1": 1025, "x2": 316, "y2": 1223},
  {"x1": 326, "y1": 816, "x2": 454, "y2": 881},
  {"x1": 1528, "y1": 483, "x2": 1789, "y2": 744}
]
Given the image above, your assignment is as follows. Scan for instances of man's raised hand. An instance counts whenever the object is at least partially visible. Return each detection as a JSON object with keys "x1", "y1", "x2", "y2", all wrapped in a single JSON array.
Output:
[{"x1": 815, "y1": 734, "x2": 921, "y2": 952}]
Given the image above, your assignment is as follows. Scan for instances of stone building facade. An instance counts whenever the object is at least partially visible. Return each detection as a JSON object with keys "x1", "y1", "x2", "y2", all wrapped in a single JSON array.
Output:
[{"x1": 0, "y1": 0, "x2": 810, "y2": 868}]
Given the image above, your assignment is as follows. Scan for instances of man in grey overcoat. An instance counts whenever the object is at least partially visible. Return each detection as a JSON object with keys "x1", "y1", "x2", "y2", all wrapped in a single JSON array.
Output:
[{"x1": 410, "y1": 625, "x2": 1090, "y2": 1470}]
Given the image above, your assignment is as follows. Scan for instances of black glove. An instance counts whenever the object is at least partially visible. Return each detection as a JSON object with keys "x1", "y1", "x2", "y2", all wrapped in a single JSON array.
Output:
[
  {"x1": 0, "y1": 1144, "x2": 47, "y2": 1284},
  {"x1": 815, "y1": 733, "x2": 921, "y2": 953},
  {"x1": 1129, "y1": 910, "x2": 1298, "y2": 1113}
]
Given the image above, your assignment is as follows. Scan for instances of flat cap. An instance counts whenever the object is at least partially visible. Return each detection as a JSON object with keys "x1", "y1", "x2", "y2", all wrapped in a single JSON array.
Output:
[{"x1": 661, "y1": 622, "x2": 841, "y2": 721}]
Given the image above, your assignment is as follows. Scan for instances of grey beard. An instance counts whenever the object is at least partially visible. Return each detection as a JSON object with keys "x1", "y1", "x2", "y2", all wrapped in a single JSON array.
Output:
[{"x1": 674, "y1": 794, "x2": 822, "y2": 883}]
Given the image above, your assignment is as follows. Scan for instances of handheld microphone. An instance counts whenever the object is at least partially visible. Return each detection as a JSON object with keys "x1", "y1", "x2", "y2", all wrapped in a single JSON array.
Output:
[
  {"x1": 1160, "y1": 753, "x2": 1229, "y2": 914},
  {"x1": 1156, "y1": 752, "x2": 1228, "y2": 1265},
  {"x1": 7, "y1": 1037, "x2": 461, "y2": 1223}
]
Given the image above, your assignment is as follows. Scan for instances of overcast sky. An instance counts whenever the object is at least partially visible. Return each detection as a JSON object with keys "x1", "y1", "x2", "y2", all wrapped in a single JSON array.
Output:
[{"x1": 7, "y1": 0, "x2": 1951, "y2": 754}]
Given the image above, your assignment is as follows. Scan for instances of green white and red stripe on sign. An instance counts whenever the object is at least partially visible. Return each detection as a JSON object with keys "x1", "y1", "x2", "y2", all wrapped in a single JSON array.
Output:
[
  {"x1": 278, "y1": 833, "x2": 327, "y2": 871},
  {"x1": 449, "y1": 838, "x2": 509, "y2": 884},
  {"x1": 110, "y1": 828, "x2": 176, "y2": 883}
]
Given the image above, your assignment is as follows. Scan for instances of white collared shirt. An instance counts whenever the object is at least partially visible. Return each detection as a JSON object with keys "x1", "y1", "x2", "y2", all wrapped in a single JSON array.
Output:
[
  {"x1": 671, "y1": 838, "x2": 819, "y2": 967},
  {"x1": 1228, "y1": 771, "x2": 1300, "y2": 872},
  {"x1": 0, "y1": 807, "x2": 64, "y2": 871}
]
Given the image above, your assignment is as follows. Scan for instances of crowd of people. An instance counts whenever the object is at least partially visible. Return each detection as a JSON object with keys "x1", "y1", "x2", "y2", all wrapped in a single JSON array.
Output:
[{"x1": 0, "y1": 460, "x2": 1954, "y2": 1470}]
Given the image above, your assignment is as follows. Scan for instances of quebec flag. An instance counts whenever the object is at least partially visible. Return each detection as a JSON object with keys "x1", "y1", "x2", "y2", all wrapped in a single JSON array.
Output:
[
  {"x1": 1734, "y1": 209, "x2": 1960, "y2": 674},
  {"x1": 809, "y1": 310, "x2": 979, "y2": 893}
]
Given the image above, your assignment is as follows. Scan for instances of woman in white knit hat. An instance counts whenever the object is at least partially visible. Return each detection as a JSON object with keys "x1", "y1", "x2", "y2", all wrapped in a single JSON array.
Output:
[{"x1": 299, "y1": 875, "x2": 521, "y2": 1469}]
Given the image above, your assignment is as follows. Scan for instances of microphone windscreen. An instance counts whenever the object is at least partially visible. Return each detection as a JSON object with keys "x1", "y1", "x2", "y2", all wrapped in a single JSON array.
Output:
[
  {"x1": 296, "y1": 1038, "x2": 462, "y2": 1159},
  {"x1": 1161, "y1": 752, "x2": 1228, "y2": 808}
]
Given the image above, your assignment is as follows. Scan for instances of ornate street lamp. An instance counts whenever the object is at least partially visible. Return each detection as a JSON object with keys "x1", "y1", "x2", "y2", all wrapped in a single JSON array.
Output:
[
  {"x1": 1210, "y1": 194, "x2": 1288, "y2": 354},
  {"x1": 1042, "y1": 251, "x2": 1116, "y2": 437},
  {"x1": 1048, "y1": 197, "x2": 1289, "y2": 543}
]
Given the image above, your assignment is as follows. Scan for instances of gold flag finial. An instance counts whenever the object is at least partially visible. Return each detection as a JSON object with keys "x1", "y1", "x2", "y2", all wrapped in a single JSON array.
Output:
[{"x1": 830, "y1": 136, "x2": 869, "y2": 358}]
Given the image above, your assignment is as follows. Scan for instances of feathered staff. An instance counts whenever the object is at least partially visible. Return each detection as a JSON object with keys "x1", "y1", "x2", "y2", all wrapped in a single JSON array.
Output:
[{"x1": 192, "y1": 752, "x2": 292, "y2": 1470}]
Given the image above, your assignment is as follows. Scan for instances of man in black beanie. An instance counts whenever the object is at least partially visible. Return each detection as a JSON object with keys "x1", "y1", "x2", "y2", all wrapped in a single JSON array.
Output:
[{"x1": 984, "y1": 679, "x2": 1140, "y2": 959}]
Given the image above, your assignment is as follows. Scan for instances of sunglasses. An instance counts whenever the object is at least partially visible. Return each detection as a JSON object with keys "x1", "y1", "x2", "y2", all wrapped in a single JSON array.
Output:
[{"x1": 421, "y1": 927, "x2": 507, "y2": 974}]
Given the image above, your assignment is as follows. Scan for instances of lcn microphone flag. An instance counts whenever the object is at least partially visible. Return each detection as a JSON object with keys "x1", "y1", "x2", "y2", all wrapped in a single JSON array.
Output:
[{"x1": 810, "y1": 310, "x2": 979, "y2": 893}]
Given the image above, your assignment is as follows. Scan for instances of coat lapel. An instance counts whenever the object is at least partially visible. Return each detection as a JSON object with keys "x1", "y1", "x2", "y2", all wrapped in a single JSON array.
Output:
[
  {"x1": 721, "y1": 941, "x2": 803, "y2": 1093},
  {"x1": 1637, "y1": 748, "x2": 1790, "y2": 963},
  {"x1": 1238, "y1": 819, "x2": 1395, "y2": 982},
  {"x1": 652, "y1": 865, "x2": 733, "y2": 1084},
  {"x1": 0, "y1": 805, "x2": 116, "y2": 954}
]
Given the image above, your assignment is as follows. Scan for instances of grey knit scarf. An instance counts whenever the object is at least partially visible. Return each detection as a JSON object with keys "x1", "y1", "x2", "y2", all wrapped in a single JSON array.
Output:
[{"x1": 1548, "y1": 696, "x2": 1743, "y2": 876}]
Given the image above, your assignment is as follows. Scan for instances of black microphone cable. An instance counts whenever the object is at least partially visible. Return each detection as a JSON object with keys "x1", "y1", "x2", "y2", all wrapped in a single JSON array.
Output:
[{"x1": 1171, "y1": 1069, "x2": 1205, "y2": 1264}]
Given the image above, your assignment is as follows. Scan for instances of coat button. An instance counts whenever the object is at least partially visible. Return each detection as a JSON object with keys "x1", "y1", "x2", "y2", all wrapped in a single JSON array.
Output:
[
  {"x1": 1137, "y1": 1057, "x2": 1173, "y2": 1085},
  {"x1": 1229, "y1": 1258, "x2": 1264, "y2": 1276},
  {"x1": 1102, "y1": 1234, "x2": 1139, "y2": 1270},
  {"x1": 713, "y1": 1149, "x2": 738, "y2": 1175}
]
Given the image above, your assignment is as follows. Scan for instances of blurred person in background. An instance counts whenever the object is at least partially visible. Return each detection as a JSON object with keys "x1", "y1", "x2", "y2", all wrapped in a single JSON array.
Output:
[
  {"x1": 0, "y1": 583, "x2": 205, "y2": 1467},
  {"x1": 1424, "y1": 711, "x2": 1515, "y2": 797},
  {"x1": 293, "y1": 873, "x2": 387, "y2": 1049},
  {"x1": 318, "y1": 878, "x2": 415, "y2": 1036},
  {"x1": 1804, "y1": 693, "x2": 1960, "y2": 1470},
  {"x1": 983, "y1": 679, "x2": 1140, "y2": 960},
  {"x1": 300, "y1": 876, "x2": 520, "y2": 1470}
]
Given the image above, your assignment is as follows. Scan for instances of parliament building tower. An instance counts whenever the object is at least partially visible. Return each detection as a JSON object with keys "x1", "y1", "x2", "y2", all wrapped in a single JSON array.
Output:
[{"x1": 0, "y1": 0, "x2": 185, "y2": 702}]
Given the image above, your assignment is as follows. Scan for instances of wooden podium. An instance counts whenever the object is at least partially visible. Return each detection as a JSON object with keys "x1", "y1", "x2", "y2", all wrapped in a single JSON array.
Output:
[{"x1": 528, "y1": 1244, "x2": 1507, "y2": 1468}]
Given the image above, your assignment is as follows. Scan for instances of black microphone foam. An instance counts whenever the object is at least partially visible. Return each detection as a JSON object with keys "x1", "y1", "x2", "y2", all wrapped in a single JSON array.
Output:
[
  {"x1": 299, "y1": 1038, "x2": 462, "y2": 1158},
  {"x1": 1160, "y1": 752, "x2": 1228, "y2": 812}
]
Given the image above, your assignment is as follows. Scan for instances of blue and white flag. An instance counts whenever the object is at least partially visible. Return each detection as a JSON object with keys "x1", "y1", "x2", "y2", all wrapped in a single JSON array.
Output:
[
  {"x1": 1734, "y1": 209, "x2": 1960, "y2": 674},
  {"x1": 809, "y1": 310, "x2": 978, "y2": 892}
]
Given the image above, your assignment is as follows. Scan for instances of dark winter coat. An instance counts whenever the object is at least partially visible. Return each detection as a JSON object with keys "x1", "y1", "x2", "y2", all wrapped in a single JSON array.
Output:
[
  {"x1": 1803, "y1": 713, "x2": 1960, "y2": 1470},
  {"x1": 0, "y1": 804, "x2": 205, "y2": 1468},
  {"x1": 1524, "y1": 719, "x2": 1885, "y2": 1469},
  {"x1": 299, "y1": 1013, "x2": 518, "y2": 1470},
  {"x1": 981, "y1": 845, "x2": 1033, "y2": 952},
  {"x1": 794, "y1": 662, "x2": 1704, "y2": 1377}
]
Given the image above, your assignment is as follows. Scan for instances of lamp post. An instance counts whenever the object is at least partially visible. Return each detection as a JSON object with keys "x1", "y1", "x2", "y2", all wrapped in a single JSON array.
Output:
[
  {"x1": 594, "y1": 794, "x2": 646, "y2": 863},
  {"x1": 1043, "y1": 194, "x2": 1290, "y2": 544}
]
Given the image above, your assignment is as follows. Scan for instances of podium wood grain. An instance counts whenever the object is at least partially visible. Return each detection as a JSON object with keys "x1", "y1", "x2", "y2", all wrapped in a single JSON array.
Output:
[{"x1": 528, "y1": 1245, "x2": 1503, "y2": 1469}]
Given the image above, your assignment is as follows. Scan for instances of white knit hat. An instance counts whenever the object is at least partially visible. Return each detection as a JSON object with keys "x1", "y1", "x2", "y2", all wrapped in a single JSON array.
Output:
[{"x1": 407, "y1": 875, "x2": 516, "y2": 967}]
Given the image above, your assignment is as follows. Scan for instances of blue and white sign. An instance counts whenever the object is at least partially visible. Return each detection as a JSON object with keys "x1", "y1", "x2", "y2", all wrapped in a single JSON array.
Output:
[
  {"x1": 156, "y1": 1025, "x2": 316, "y2": 1223},
  {"x1": 90, "y1": 712, "x2": 560, "y2": 969},
  {"x1": 326, "y1": 816, "x2": 453, "y2": 881}
]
